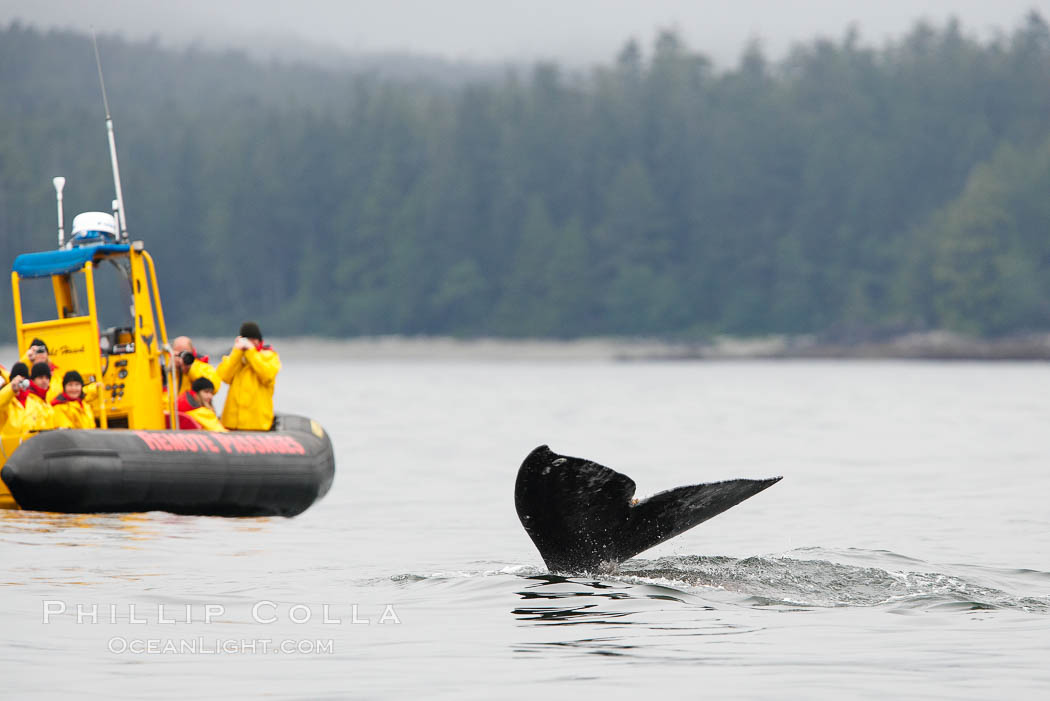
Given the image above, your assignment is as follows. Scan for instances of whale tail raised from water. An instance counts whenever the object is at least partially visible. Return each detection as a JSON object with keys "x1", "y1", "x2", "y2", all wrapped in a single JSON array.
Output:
[{"x1": 514, "y1": 445, "x2": 781, "y2": 573}]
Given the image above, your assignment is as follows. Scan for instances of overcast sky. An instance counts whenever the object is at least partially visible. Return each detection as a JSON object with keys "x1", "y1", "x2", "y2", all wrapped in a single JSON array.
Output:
[{"x1": 2, "y1": 0, "x2": 1047, "y2": 67}]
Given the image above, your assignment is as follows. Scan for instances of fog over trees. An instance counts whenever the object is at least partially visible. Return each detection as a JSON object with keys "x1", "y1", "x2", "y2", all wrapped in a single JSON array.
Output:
[{"x1": 1, "y1": 14, "x2": 1049, "y2": 340}]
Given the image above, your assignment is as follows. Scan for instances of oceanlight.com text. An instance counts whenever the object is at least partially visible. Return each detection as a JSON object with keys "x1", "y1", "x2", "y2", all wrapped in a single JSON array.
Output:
[{"x1": 107, "y1": 637, "x2": 335, "y2": 655}]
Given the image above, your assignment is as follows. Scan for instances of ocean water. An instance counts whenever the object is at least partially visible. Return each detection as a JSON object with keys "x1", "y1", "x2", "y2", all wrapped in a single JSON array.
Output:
[{"x1": 1, "y1": 355, "x2": 1048, "y2": 699}]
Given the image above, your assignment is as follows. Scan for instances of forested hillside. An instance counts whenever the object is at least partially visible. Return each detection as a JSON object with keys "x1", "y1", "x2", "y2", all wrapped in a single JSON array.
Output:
[{"x1": 2, "y1": 15, "x2": 1049, "y2": 340}]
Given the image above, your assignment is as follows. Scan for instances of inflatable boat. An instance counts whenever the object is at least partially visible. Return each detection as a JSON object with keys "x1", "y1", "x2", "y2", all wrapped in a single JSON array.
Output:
[
  {"x1": 0, "y1": 60, "x2": 335, "y2": 516},
  {"x1": 1, "y1": 415, "x2": 333, "y2": 516}
]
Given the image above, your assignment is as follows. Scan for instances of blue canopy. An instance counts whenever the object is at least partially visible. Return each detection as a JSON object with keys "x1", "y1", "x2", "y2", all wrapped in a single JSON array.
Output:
[{"x1": 12, "y1": 244, "x2": 130, "y2": 279}]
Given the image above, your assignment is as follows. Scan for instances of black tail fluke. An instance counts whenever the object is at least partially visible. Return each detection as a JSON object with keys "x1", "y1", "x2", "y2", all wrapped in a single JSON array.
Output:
[{"x1": 514, "y1": 445, "x2": 781, "y2": 573}]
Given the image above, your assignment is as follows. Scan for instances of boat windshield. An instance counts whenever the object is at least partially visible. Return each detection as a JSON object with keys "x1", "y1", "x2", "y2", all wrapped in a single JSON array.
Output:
[
  {"x1": 85, "y1": 258, "x2": 135, "y2": 331},
  {"x1": 13, "y1": 276, "x2": 63, "y2": 324},
  {"x1": 14, "y1": 258, "x2": 133, "y2": 329}
]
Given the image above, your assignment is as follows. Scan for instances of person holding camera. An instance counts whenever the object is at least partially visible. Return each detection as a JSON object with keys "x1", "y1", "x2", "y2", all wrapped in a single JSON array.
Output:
[
  {"x1": 23, "y1": 339, "x2": 62, "y2": 402},
  {"x1": 0, "y1": 362, "x2": 57, "y2": 440},
  {"x1": 0, "y1": 362, "x2": 31, "y2": 441},
  {"x1": 216, "y1": 321, "x2": 281, "y2": 431},
  {"x1": 177, "y1": 377, "x2": 228, "y2": 433},
  {"x1": 52, "y1": 370, "x2": 97, "y2": 430},
  {"x1": 170, "y1": 336, "x2": 221, "y2": 402}
]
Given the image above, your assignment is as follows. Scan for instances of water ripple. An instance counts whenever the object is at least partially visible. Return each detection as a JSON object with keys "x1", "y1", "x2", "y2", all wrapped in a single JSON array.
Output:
[{"x1": 616, "y1": 551, "x2": 1050, "y2": 613}]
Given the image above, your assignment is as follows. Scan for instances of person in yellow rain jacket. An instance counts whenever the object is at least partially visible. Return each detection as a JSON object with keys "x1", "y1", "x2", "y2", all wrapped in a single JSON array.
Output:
[
  {"x1": 177, "y1": 377, "x2": 228, "y2": 432},
  {"x1": 18, "y1": 362, "x2": 58, "y2": 436},
  {"x1": 171, "y1": 336, "x2": 222, "y2": 399},
  {"x1": 51, "y1": 370, "x2": 97, "y2": 429},
  {"x1": 24, "y1": 338, "x2": 63, "y2": 402},
  {"x1": 0, "y1": 362, "x2": 31, "y2": 445},
  {"x1": 216, "y1": 322, "x2": 281, "y2": 431}
]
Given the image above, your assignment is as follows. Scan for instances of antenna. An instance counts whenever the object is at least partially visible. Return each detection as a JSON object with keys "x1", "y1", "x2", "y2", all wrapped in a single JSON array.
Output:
[
  {"x1": 53, "y1": 177, "x2": 66, "y2": 247},
  {"x1": 92, "y1": 29, "x2": 128, "y2": 242}
]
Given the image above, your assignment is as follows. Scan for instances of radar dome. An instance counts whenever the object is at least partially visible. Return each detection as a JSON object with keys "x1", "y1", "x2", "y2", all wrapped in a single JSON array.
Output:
[{"x1": 69, "y1": 212, "x2": 118, "y2": 247}]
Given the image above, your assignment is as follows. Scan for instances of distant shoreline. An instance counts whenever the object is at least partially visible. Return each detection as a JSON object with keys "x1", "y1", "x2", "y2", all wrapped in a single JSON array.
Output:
[
  {"x1": 191, "y1": 331, "x2": 1050, "y2": 362},
  {"x1": 3, "y1": 331, "x2": 1049, "y2": 364},
  {"x1": 616, "y1": 331, "x2": 1050, "y2": 362}
]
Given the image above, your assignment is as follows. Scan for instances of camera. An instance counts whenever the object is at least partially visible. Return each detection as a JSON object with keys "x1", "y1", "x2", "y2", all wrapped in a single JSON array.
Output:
[
  {"x1": 16, "y1": 379, "x2": 30, "y2": 391},
  {"x1": 179, "y1": 351, "x2": 195, "y2": 366}
]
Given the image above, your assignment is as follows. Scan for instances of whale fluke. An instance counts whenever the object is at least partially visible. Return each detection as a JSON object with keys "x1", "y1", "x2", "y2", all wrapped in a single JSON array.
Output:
[{"x1": 514, "y1": 445, "x2": 781, "y2": 572}]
